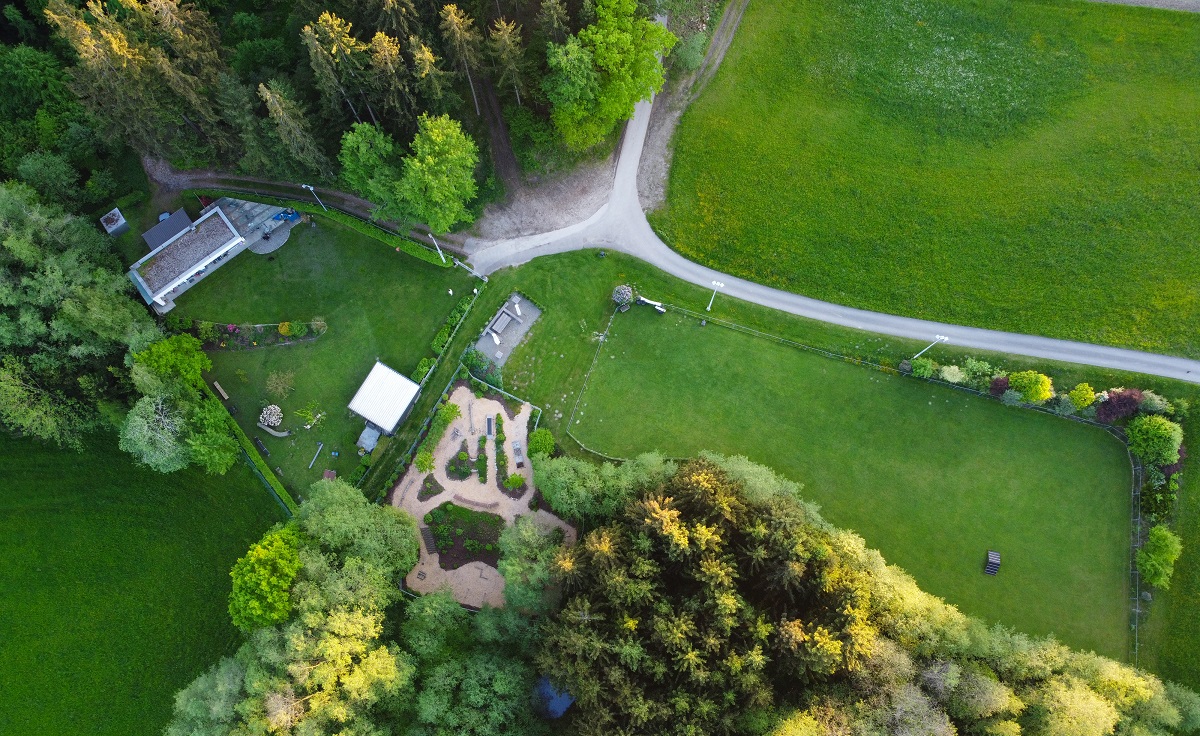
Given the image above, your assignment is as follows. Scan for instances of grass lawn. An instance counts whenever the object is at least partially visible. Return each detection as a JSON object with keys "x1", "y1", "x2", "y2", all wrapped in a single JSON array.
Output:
[
  {"x1": 0, "y1": 433, "x2": 283, "y2": 736},
  {"x1": 570, "y1": 308, "x2": 1130, "y2": 656},
  {"x1": 172, "y1": 219, "x2": 473, "y2": 495},
  {"x1": 651, "y1": 0, "x2": 1200, "y2": 357}
]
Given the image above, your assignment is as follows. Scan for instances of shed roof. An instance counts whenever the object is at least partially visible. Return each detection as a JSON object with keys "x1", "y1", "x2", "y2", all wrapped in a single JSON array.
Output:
[
  {"x1": 347, "y1": 362, "x2": 420, "y2": 434},
  {"x1": 142, "y1": 209, "x2": 193, "y2": 250}
]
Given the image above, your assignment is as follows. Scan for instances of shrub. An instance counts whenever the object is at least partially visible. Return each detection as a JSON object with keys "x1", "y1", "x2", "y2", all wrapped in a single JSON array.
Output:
[
  {"x1": 911, "y1": 357, "x2": 936, "y2": 378},
  {"x1": 411, "y1": 357, "x2": 436, "y2": 383},
  {"x1": 259, "y1": 405, "x2": 283, "y2": 427},
  {"x1": 529, "y1": 428, "x2": 555, "y2": 457},
  {"x1": 266, "y1": 370, "x2": 295, "y2": 399},
  {"x1": 1001, "y1": 389, "x2": 1023, "y2": 407},
  {"x1": 989, "y1": 376, "x2": 1010, "y2": 397},
  {"x1": 1096, "y1": 388, "x2": 1143, "y2": 423},
  {"x1": 291, "y1": 321, "x2": 309, "y2": 338},
  {"x1": 1162, "y1": 444, "x2": 1187, "y2": 478},
  {"x1": 1137, "y1": 525, "x2": 1183, "y2": 589},
  {"x1": 277, "y1": 321, "x2": 292, "y2": 337},
  {"x1": 612, "y1": 284, "x2": 633, "y2": 305},
  {"x1": 1049, "y1": 394, "x2": 1076, "y2": 416},
  {"x1": 962, "y1": 358, "x2": 994, "y2": 387},
  {"x1": 1008, "y1": 370, "x2": 1053, "y2": 404},
  {"x1": 1141, "y1": 475, "x2": 1179, "y2": 522},
  {"x1": 1127, "y1": 415, "x2": 1183, "y2": 467},
  {"x1": 1172, "y1": 398, "x2": 1191, "y2": 419},
  {"x1": 1140, "y1": 391, "x2": 1172, "y2": 415},
  {"x1": 416, "y1": 450, "x2": 434, "y2": 473},
  {"x1": 939, "y1": 365, "x2": 964, "y2": 384},
  {"x1": 673, "y1": 30, "x2": 709, "y2": 72},
  {"x1": 195, "y1": 320, "x2": 219, "y2": 343},
  {"x1": 1068, "y1": 383, "x2": 1096, "y2": 411},
  {"x1": 311, "y1": 316, "x2": 327, "y2": 333},
  {"x1": 504, "y1": 473, "x2": 526, "y2": 491}
]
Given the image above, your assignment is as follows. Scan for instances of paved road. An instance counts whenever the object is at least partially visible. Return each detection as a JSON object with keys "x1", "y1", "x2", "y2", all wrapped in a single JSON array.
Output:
[{"x1": 466, "y1": 97, "x2": 1200, "y2": 384}]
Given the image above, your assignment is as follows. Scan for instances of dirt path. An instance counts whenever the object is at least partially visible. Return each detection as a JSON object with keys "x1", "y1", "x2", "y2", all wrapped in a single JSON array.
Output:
[{"x1": 638, "y1": 0, "x2": 751, "y2": 211}]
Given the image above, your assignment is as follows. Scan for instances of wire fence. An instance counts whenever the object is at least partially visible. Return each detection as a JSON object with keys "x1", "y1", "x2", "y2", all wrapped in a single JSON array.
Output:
[
  {"x1": 240, "y1": 449, "x2": 294, "y2": 517},
  {"x1": 563, "y1": 298, "x2": 1151, "y2": 658}
]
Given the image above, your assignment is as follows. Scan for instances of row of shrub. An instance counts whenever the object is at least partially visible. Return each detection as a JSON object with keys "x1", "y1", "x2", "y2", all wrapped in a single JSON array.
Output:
[
  {"x1": 412, "y1": 400, "x2": 462, "y2": 476},
  {"x1": 347, "y1": 452, "x2": 373, "y2": 485},
  {"x1": 903, "y1": 356, "x2": 1188, "y2": 590},
  {"x1": 476, "y1": 435, "x2": 488, "y2": 483},
  {"x1": 165, "y1": 314, "x2": 327, "y2": 348},
  {"x1": 409, "y1": 294, "x2": 478, "y2": 385},
  {"x1": 200, "y1": 384, "x2": 299, "y2": 514}
]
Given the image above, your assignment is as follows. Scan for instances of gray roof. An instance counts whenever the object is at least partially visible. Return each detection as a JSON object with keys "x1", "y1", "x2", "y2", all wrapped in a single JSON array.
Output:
[{"x1": 142, "y1": 209, "x2": 193, "y2": 251}]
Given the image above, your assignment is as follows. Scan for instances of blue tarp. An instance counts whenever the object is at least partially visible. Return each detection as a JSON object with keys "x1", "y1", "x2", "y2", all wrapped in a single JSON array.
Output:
[{"x1": 534, "y1": 676, "x2": 574, "y2": 719}]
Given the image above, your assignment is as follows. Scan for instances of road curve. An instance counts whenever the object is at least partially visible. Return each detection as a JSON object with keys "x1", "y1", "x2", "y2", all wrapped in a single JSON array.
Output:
[{"x1": 466, "y1": 97, "x2": 1200, "y2": 385}]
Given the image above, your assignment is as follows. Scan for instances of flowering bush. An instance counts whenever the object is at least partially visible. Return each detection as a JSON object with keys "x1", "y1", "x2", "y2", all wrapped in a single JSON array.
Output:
[
  {"x1": 259, "y1": 405, "x2": 283, "y2": 427},
  {"x1": 939, "y1": 365, "x2": 964, "y2": 384},
  {"x1": 311, "y1": 316, "x2": 328, "y2": 334},
  {"x1": 612, "y1": 284, "x2": 634, "y2": 305},
  {"x1": 226, "y1": 323, "x2": 238, "y2": 333}
]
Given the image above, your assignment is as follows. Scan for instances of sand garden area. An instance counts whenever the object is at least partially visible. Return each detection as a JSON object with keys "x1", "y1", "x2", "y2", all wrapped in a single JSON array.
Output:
[{"x1": 392, "y1": 385, "x2": 575, "y2": 608}]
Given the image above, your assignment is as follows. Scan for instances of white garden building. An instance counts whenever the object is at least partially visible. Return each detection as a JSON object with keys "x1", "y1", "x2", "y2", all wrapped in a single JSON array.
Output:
[{"x1": 348, "y1": 361, "x2": 421, "y2": 451}]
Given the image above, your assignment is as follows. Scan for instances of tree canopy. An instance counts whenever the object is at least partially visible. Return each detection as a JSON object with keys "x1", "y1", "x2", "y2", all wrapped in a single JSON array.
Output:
[{"x1": 396, "y1": 113, "x2": 479, "y2": 234}]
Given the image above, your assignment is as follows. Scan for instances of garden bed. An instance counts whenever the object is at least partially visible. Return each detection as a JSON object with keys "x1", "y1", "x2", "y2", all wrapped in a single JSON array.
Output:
[
  {"x1": 417, "y1": 474, "x2": 446, "y2": 502},
  {"x1": 446, "y1": 440, "x2": 473, "y2": 480},
  {"x1": 424, "y1": 502, "x2": 504, "y2": 570}
]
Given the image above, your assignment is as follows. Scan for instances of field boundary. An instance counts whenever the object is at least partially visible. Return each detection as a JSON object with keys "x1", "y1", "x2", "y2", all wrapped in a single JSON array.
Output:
[{"x1": 570, "y1": 299, "x2": 1147, "y2": 661}]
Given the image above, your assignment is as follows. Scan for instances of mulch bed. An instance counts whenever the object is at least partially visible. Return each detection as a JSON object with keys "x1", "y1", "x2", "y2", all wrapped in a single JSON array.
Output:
[
  {"x1": 445, "y1": 440, "x2": 473, "y2": 480},
  {"x1": 425, "y1": 502, "x2": 504, "y2": 570},
  {"x1": 499, "y1": 479, "x2": 527, "y2": 500},
  {"x1": 417, "y1": 474, "x2": 446, "y2": 502}
]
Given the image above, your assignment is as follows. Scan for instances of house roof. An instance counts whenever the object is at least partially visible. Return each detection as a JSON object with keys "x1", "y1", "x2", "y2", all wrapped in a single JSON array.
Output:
[
  {"x1": 142, "y1": 209, "x2": 193, "y2": 250},
  {"x1": 347, "y1": 362, "x2": 420, "y2": 434},
  {"x1": 129, "y1": 206, "x2": 243, "y2": 303}
]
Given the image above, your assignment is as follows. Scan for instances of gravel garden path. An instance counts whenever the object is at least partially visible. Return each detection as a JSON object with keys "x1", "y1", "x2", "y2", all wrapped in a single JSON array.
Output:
[{"x1": 392, "y1": 385, "x2": 575, "y2": 608}]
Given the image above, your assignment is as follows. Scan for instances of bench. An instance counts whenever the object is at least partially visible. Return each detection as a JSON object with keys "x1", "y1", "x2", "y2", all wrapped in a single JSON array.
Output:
[
  {"x1": 213, "y1": 381, "x2": 229, "y2": 400},
  {"x1": 984, "y1": 550, "x2": 1001, "y2": 575},
  {"x1": 253, "y1": 436, "x2": 270, "y2": 457}
]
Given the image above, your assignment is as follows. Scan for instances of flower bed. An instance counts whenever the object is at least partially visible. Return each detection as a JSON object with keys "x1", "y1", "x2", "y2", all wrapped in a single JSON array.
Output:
[
  {"x1": 446, "y1": 441, "x2": 473, "y2": 480},
  {"x1": 417, "y1": 474, "x2": 446, "y2": 502},
  {"x1": 424, "y1": 502, "x2": 503, "y2": 570},
  {"x1": 165, "y1": 314, "x2": 328, "y2": 351}
]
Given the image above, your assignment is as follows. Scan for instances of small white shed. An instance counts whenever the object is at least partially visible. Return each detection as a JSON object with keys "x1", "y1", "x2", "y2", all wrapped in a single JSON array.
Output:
[{"x1": 348, "y1": 361, "x2": 420, "y2": 436}]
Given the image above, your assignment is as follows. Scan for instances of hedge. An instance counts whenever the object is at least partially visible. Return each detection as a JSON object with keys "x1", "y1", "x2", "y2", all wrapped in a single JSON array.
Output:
[
  {"x1": 201, "y1": 384, "x2": 299, "y2": 514},
  {"x1": 184, "y1": 188, "x2": 449, "y2": 267}
]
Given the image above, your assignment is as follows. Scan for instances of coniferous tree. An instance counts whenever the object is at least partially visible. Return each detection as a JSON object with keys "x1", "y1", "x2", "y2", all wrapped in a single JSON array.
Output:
[
  {"x1": 488, "y1": 18, "x2": 527, "y2": 105},
  {"x1": 375, "y1": 0, "x2": 419, "y2": 38},
  {"x1": 368, "y1": 31, "x2": 416, "y2": 128},
  {"x1": 439, "y1": 4, "x2": 483, "y2": 115},
  {"x1": 303, "y1": 13, "x2": 373, "y2": 124},
  {"x1": 536, "y1": 0, "x2": 569, "y2": 43},
  {"x1": 258, "y1": 81, "x2": 332, "y2": 176},
  {"x1": 410, "y1": 35, "x2": 454, "y2": 110}
]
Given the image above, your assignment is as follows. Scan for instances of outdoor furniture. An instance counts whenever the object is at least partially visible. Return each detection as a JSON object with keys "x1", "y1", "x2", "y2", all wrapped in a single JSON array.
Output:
[
  {"x1": 985, "y1": 550, "x2": 1001, "y2": 575},
  {"x1": 253, "y1": 436, "x2": 269, "y2": 456},
  {"x1": 213, "y1": 381, "x2": 229, "y2": 400},
  {"x1": 513, "y1": 441, "x2": 525, "y2": 468}
]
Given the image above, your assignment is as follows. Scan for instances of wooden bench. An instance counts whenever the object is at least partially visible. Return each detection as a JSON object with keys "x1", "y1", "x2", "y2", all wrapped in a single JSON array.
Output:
[{"x1": 213, "y1": 381, "x2": 229, "y2": 400}]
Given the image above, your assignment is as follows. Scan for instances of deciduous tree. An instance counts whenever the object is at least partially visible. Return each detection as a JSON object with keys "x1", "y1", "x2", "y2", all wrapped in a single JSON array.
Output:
[
  {"x1": 229, "y1": 525, "x2": 302, "y2": 631},
  {"x1": 396, "y1": 113, "x2": 479, "y2": 233}
]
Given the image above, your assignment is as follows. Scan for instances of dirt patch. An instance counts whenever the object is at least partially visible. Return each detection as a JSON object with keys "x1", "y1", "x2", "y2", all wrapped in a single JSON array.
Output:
[
  {"x1": 638, "y1": 0, "x2": 752, "y2": 212},
  {"x1": 467, "y1": 153, "x2": 617, "y2": 241}
]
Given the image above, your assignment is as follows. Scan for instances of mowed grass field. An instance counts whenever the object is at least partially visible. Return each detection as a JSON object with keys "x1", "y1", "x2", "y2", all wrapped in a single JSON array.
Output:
[
  {"x1": 571, "y1": 310, "x2": 1131, "y2": 656},
  {"x1": 0, "y1": 433, "x2": 283, "y2": 735},
  {"x1": 174, "y1": 220, "x2": 472, "y2": 493},
  {"x1": 651, "y1": 0, "x2": 1200, "y2": 356}
]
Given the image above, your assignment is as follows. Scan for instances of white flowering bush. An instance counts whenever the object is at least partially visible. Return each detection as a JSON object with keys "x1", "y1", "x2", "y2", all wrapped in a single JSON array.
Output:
[
  {"x1": 612, "y1": 284, "x2": 633, "y2": 306},
  {"x1": 939, "y1": 365, "x2": 965, "y2": 384},
  {"x1": 259, "y1": 404, "x2": 283, "y2": 427}
]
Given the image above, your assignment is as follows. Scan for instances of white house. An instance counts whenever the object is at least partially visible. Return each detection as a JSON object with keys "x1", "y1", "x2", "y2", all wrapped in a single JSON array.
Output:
[{"x1": 128, "y1": 206, "x2": 245, "y2": 313}]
